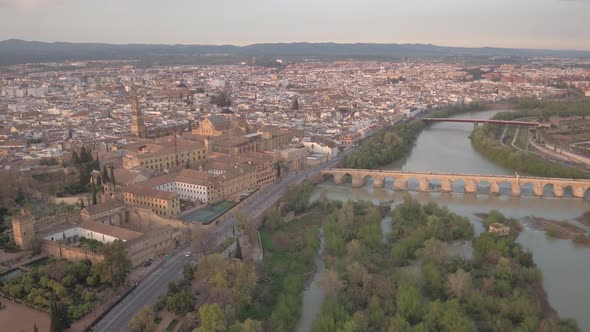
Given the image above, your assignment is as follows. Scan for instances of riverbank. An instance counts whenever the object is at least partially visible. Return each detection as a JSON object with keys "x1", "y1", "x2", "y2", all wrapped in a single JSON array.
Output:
[
  {"x1": 471, "y1": 98, "x2": 590, "y2": 179},
  {"x1": 525, "y1": 217, "x2": 590, "y2": 245},
  {"x1": 576, "y1": 211, "x2": 590, "y2": 227},
  {"x1": 475, "y1": 212, "x2": 590, "y2": 246},
  {"x1": 471, "y1": 125, "x2": 590, "y2": 179}
]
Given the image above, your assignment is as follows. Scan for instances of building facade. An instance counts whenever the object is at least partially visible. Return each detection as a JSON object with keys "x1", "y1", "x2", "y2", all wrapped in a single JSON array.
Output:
[{"x1": 124, "y1": 184, "x2": 181, "y2": 217}]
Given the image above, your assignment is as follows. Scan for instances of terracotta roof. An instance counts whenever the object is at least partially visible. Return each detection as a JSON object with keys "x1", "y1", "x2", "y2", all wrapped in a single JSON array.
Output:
[
  {"x1": 82, "y1": 201, "x2": 124, "y2": 215},
  {"x1": 125, "y1": 183, "x2": 179, "y2": 200},
  {"x1": 80, "y1": 220, "x2": 142, "y2": 241}
]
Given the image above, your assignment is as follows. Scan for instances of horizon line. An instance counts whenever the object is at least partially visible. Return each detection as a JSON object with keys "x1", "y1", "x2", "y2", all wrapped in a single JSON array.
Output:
[{"x1": 3, "y1": 38, "x2": 590, "y2": 53}]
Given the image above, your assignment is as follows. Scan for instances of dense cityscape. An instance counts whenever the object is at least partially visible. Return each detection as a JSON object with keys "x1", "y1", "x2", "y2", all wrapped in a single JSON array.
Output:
[{"x1": 1, "y1": 1, "x2": 590, "y2": 331}]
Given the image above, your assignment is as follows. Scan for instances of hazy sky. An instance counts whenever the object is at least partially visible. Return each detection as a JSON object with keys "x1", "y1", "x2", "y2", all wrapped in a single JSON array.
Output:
[{"x1": 0, "y1": 0, "x2": 589, "y2": 50}]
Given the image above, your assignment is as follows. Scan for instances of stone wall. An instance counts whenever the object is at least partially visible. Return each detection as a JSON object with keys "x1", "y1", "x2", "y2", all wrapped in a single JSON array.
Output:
[
  {"x1": 41, "y1": 240, "x2": 103, "y2": 264},
  {"x1": 125, "y1": 207, "x2": 187, "y2": 233}
]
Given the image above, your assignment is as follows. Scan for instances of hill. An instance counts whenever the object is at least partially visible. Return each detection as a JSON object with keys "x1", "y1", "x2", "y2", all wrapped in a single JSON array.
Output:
[{"x1": 1, "y1": 39, "x2": 589, "y2": 65}]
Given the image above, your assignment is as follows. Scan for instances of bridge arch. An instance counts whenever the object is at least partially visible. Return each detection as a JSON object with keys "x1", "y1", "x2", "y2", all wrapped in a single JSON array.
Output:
[
  {"x1": 496, "y1": 180, "x2": 514, "y2": 196},
  {"x1": 561, "y1": 185, "x2": 574, "y2": 198},
  {"x1": 519, "y1": 182, "x2": 535, "y2": 197},
  {"x1": 383, "y1": 176, "x2": 395, "y2": 190},
  {"x1": 543, "y1": 183, "x2": 556, "y2": 198},
  {"x1": 322, "y1": 173, "x2": 335, "y2": 185},
  {"x1": 476, "y1": 180, "x2": 491, "y2": 194},
  {"x1": 363, "y1": 174, "x2": 386, "y2": 188},
  {"x1": 452, "y1": 179, "x2": 466, "y2": 193}
]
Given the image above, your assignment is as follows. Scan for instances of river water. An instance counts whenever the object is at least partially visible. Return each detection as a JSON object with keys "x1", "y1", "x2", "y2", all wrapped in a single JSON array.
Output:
[
  {"x1": 296, "y1": 227, "x2": 326, "y2": 332},
  {"x1": 303, "y1": 110, "x2": 590, "y2": 331}
]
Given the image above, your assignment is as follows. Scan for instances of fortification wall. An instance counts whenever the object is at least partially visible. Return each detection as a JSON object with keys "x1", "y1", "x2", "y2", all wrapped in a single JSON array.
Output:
[{"x1": 41, "y1": 240, "x2": 103, "y2": 264}]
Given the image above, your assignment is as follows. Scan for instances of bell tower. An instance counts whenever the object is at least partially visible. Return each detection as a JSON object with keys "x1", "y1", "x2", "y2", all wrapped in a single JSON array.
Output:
[{"x1": 131, "y1": 94, "x2": 147, "y2": 138}]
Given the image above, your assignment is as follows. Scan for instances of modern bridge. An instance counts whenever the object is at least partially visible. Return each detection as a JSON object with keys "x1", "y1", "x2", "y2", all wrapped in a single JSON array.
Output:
[
  {"x1": 422, "y1": 118, "x2": 540, "y2": 127},
  {"x1": 321, "y1": 169, "x2": 590, "y2": 198}
]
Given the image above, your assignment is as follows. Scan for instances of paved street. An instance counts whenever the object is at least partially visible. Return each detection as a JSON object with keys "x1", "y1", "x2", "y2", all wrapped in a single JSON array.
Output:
[{"x1": 93, "y1": 148, "x2": 354, "y2": 332}]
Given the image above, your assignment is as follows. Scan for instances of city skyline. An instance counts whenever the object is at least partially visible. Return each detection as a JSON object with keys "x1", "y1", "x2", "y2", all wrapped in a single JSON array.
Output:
[{"x1": 0, "y1": 0, "x2": 589, "y2": 50}]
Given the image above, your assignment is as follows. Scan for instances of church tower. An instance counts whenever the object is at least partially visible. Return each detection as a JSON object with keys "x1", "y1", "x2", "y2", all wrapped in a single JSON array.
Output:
[{"x1": 131, "y1": 95, "x2": 147, "y2": 138}]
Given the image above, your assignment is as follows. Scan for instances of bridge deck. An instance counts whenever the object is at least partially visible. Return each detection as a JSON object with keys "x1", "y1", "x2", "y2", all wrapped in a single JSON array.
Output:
[
  {"x1": 422, "y1": 118, "x2": 540, "y2": 127},
  {"x1": 323, "y1": 169, "x2": 590, "y2": 183}
]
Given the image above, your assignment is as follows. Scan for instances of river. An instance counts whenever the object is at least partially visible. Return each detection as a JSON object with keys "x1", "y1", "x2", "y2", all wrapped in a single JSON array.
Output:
[
  {"x1": 295, "y1": 227, "x2": 326, "y2": 332},
  {"x1": 303, "y1": 109, "x2": 590, "y2": 331}
]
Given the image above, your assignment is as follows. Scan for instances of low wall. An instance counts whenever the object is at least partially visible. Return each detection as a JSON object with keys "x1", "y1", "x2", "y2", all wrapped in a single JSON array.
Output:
[
  {"x1": 41, "y1": 240, "x2": 103, "y2": 264},
  {"x1": 210, "y1": 188, "x2": 263, "y2": 226}
]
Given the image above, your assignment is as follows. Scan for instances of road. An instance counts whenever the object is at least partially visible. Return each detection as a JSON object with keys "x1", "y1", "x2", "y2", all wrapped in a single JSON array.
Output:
[
  {"x1": 93, "y1": 248, "x2": 192, "y2": 332},
  {"x1": 93, "y1": 148, "x2": 355, "y2": 332}
]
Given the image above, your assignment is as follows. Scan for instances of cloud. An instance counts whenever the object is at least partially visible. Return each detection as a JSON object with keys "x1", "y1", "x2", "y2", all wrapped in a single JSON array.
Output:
[{"x1": 0, "y1": 0, "x2": 65, "y2": 11}]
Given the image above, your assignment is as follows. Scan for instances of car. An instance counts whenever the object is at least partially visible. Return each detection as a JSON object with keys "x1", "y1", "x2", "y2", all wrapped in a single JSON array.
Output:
[{"x1": 184, "y1": 251, "x2": 191, "y2": 257}]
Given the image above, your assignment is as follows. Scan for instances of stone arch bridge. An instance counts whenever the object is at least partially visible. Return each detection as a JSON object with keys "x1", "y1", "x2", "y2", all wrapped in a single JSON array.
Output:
[{"x1": 321, "y1": 168, "x2": 590, "y2": 198}]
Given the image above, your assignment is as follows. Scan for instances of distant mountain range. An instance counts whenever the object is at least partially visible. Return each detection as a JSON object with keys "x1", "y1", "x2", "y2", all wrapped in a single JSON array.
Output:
[{"x1": 1, "y1": 39, "x2": 590, "y2": 65}]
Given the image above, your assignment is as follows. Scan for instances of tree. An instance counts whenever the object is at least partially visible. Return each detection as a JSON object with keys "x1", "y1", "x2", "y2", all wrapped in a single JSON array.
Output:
[
  {"x1": 183, "y1": 263, "x2": 194, "y2": 280},
  {"x1": 396, "y1": 285, "x2": 423, "y2": 325},
  {"x1": 234, "y1": 212, "x2": 255, "y2": 240},
  {"x1": 49, "y1": 300, "x2": 70, "y2": 332},
  {"x1": 91, "y1": 183, "x2": 97, "y2": 205},
  {"x1": 79, "y1": 198, "x2": 85, "y2": 209},
  {"x1": 196, "y1": 303, "x2": 227, "y2": 332},
  {"x1": 234, "y1": 236, "x2": 243, "y2": 259},
  {"x1": 211, "y1": 91, "x2": 232, "y2": 108},
  {"x1": 79, "y1": 146, "x2": 89, "y2": 163},
  {"x1": 129, "y1": 306, "x2": 157, "y2": 332},
  {"x1": 109, "y1": 166, "x2": 116, "y2": 188},
  {"x1": 230, "y1": 319, "x2": 263, "y2": 332},
  {"x1": 192, "y1": 226, "x2": 213, "y2": 256},
  {"x1": 291, "y1": 97, "x2": 300, "y2": 110},
  {"x1": 447, "y1": 269, "x2": 472, "y2": 299},
  {"x1": 318, "y1": 268, "x2": 343, "y2": 298},
  {"x1": 102, "y1": 165, "x2": 110, "y2": 183},
  {"x1": 416, "y1": 238, "x2": 448, "y2": 265},
  {"x1": 71, "y1": 150, "x2": 80, "y2": 164},
  {"x1": 166, "y1": 289, "x2": 195, "y2": 315},
  {"x1": 98, "y1": 240, "x2": 131, "y2": 287}
]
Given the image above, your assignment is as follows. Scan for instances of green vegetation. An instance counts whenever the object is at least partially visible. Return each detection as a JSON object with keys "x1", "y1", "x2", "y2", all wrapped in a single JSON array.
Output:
[
  {"x1": 286, "y1": 180, "x2": 315, "y2": 213},
  {"x1": 511, "y1": 97, "x2": 590, "y2": 119},
  {"x1": 129, "y1": 306, "x2": 158, "y2": 332},
  {"x1": 471, "y1": 125, "x2": 590, "y2": 179},
  {"x1": 32, "y1": 173, "x2": 50, "y2": 181},
  {"x1": 244, "y1": 209, "x2": 325, "y2": 331},
  {"x1": 50, "y1": 300, "x2": 70, "y2": 332},
  {"x1": 165, "y1": 280, "x2": 196, "y2": 315},
  {"x1": 211, "y1": 90, "x2": 232, "y2": 108},
  {"x1": 95, "y1": 239, "x2": 132, "y2": 287},
  {"x1": 212, "y1": 237, "x2": 237, "y2": 254},
  {"x1": 343, "y1": 120, "x2": 425, "y2": 169},
  {"x1": 39, "y1": 157, "x2": 59, "y2": 166},
  {"x1": 62, "y1": 145, "x2": 101, "y2": 195},
  {"x1": 310, "y1": 196, "x2": 578, "y2": 331},
  {"x1": 0, "y1": 207, "x2": 19, "y2": 252},
  {"x1": 165, "y1": 319, "x2": 178, "y2": 332},
  {"x1": 79, "y1": 237, "x2": 104, "y2": 252},
  {"x1": 1, "y1": 259, "x2": 104, "y2": 320}
]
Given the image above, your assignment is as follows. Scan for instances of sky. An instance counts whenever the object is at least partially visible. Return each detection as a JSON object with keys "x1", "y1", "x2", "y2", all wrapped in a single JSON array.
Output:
[{"x1": 0, "y1": 0, "x2": 589, "y2": 50}]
